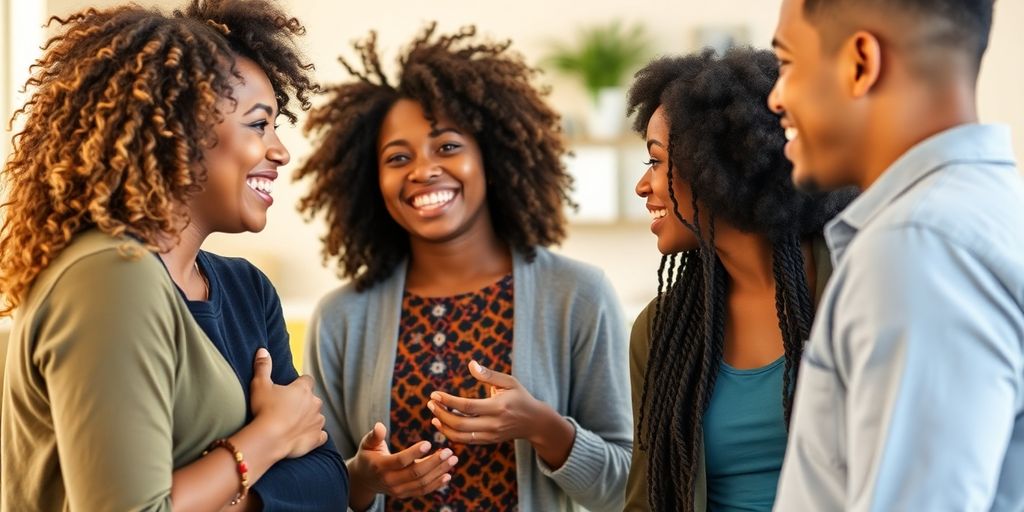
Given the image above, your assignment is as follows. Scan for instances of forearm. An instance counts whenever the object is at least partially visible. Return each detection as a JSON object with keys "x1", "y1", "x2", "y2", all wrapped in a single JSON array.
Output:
[
  {"x1": 170, "y1": 419, "x2": 286, "y2": 511},
  {"x1": 527, "y1": 402, "x2": 576, "y2": 470}
]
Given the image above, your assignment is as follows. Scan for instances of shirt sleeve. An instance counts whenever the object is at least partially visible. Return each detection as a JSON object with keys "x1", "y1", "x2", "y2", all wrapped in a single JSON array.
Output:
[
  {"x1": 250, "y1": 274, "x2": 350, "y2": 511},
  {"x1": 35, "y1": 249, "x2": 177, "y2": 511},
  {"x1": 834, "y1": 225, "x2": 1022, "y2": 511},
  {"x1": 535, "y1": 271, "x2": 633, "y2": 512}
]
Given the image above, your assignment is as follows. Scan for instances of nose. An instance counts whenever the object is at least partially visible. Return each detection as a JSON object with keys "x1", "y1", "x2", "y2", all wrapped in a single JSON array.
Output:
[
  {"x1": 408, "y1": 156, "x2": 442, "y2": 182},
  {"x1": 768, "y1": 78, "x2": 784, "y2": 115},
  {"x1": 267, "y1": 131, "x2": 290, "y2": 166},
  {"x1": 635, "y1": 168, "x2": 652, "y2": 198}
]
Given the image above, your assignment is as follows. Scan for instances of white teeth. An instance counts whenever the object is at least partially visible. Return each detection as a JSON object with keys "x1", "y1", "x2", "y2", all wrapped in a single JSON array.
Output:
[
  {"x1": 246, "y1": 177, "x2": 273, "y2": 195},
  {"x1": 648, "y1": 208, "x2": 668, "y2": 220},
  {"x1": 785, "y1": 127, "x2": 798, "y2": 142},
  {"x1": 411, "y1": 190, "x2": 455, "y2": 209}
]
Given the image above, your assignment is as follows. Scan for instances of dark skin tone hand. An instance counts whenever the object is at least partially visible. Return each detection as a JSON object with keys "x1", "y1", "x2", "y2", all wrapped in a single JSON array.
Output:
[{"x1": 428, "y1": 360, "x2": 576, "y2": 469}]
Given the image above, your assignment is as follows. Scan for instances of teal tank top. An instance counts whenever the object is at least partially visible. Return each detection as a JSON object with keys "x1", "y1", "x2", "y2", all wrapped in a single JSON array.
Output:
[{"x1": 703, "y1": 356, "x2": 788, "y2": 512}]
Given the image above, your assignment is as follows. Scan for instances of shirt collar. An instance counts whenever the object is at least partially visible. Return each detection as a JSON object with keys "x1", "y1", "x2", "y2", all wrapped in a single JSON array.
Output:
[{"x1": 825, "y1": 123, "x2": 1016, "y2": 262}]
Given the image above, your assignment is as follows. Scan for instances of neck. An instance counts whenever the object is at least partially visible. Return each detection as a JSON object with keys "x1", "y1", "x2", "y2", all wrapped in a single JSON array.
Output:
[
  {"x1": 158, "y1": 223, "x2": 210, "y2": 298},
  {"x1": 405, "y1": 213, "x2": 512, "y2": 297},
  {"x1": 712, "y1": 226, "x2": 776, "y2": 294},
  {"x1": 858, "y1": 81, "x2": 978, "y2": 190}
]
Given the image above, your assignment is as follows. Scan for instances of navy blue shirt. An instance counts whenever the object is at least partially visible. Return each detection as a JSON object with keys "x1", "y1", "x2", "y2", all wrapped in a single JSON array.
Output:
[{"x1": 180, "y1": 250, "x2": 349, "y2": 511}]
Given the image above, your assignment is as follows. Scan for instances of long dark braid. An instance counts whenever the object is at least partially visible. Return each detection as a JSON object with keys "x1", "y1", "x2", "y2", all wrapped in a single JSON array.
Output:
[
  {"x1": 628, "y1": 47, "x2": 851, "y2": 512},
  {"x1": 772, "y1": 235, "x2": 814, "y2": 422},
  {"x1": 640, "y1": 179, "x2": 812, "y2": 511}
]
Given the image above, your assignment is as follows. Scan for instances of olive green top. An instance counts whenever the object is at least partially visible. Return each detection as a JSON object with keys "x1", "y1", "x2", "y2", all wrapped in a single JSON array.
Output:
[
  {"x1": 624, "y1": 239, "x2": 833, "y2": 511},
  {"x1": 1, "y1": 230, "x2": 247, "y2": 511}
]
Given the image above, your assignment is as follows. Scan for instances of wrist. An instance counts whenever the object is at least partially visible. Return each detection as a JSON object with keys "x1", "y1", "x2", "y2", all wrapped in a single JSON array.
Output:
[
  {"x1": 525, "y1": 400, "x2": 562, "y2": 445},
  {"x1": 243, "y1": 416, "x2": 290, "y2": 462},
  {"x1": 347, "y1": 458, "x2": 377, "y2": 510},
  {"x1": 527, "y1": 403, "x2": 575, "y2": 470}
]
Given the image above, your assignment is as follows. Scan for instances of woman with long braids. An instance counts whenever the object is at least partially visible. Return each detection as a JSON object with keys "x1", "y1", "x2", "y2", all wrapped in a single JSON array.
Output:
[
  {"x1": 623, "y1": 48, "x2": 853, "y2": 512},
  {"x1": 0, "y1": 1, "x2": 348, "y2": 510},
  {"x1": 297, "y1": 24, "x2": 631, "y2": 512}
]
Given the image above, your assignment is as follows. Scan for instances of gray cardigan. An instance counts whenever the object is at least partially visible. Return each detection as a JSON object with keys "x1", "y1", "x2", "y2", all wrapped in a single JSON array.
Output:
[{"x1": 304, "y1": 247, "x2": 632, "y2": 512}]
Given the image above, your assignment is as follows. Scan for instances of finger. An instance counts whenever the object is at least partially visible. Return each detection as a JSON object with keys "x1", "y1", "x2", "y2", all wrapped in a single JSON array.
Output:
[
  {"x1": 428, "y1": 400, "x2": 494, "y2": 432},
  {"x1": 383, "y1": 447, "x2": 452, "y2": 487},
  {"x1": 317, "y1": 430, "x2": 328, "y2": 447},
  {"x1": 251, "y1": 347, "x2": 272, "y2": 382},
  {"x1": 385, "y1": 438, "x2": 433, "y2": 469},
  {"x1": 429, "y1": 391, "x2": 502, "y2": 416},
  {"x1": 431, "y1": 417, "x2": 497, "y2": 445},
  {"x1": 468, "y1": 360, "x2": 518, "y2": 389},
  {"x1": 391, "y1": 452, "x2": 458, "y2": 498},
  {"x1": 360, "y1": 422, "x2": 389, "y2": 451}
]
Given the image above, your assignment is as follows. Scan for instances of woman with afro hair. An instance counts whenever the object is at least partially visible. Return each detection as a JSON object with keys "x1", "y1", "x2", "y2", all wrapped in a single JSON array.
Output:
[
  {"x1": 623, "y1": 48, "x2": 854, "y2": 511},
  {"x1": 0, "y1": 1, "x2": 348, "y2": 510},
  {"x1": 297, "y1": 24, "x2": 631, "y2": 512}
]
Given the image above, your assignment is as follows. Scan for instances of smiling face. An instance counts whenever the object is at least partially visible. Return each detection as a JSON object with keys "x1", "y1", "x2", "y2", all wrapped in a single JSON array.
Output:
[
  {"x1": 190, "y1": 56, "x2": 288, "y2": 234},
  {"x1": 769, "y1": 0, "x2": 866, "y2": 191},
  {"x1": 376, "y1": 99, "x2": 491, "y2": 245},
  {"x1": 635, "y1": 105, "x2": 699, "y2": 254}
]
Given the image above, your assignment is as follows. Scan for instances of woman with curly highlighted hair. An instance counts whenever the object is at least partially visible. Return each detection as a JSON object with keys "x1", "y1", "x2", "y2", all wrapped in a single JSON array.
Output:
[
  {"x1": 297, "y1": 24, "x2": 631, "y2": 512},
  {"x1": 0, "y1": 1, "x2": 347, "y2": 510},
  {"x1": 623, "y1": 48, "x2": 854, "y2": 512}
]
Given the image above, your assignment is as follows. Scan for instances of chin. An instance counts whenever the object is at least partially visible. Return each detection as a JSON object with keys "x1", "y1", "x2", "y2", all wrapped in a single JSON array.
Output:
[
  {"x1": 791, "y1": 167, "x2": 824, "y2": 193},
  {"x1": 241, "y1": 217, "x2": 269, "y2": 234}
]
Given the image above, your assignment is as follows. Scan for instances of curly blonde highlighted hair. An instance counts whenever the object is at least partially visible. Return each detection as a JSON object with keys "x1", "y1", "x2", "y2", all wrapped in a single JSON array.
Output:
[{"x1": 0, "y1": 0, "x2": 317, "y2": 315}]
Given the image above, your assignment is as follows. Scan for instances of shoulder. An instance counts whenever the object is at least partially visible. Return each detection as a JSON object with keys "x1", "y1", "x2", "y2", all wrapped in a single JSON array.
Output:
[
  {"x1": 525, "y1": 247, "x2": 613, "y2": 296},
  {"x1": 311, "y1": 280, "x2": 374, "y2": 326},
  {"x1": 30, "y1": 231, "x2": 182, "y2": 355},
  {"x1": 35, "y1": 230, "x2": 171, "y2": 306},
  {"x1": 879, "y1": 165, "x2": 1024, "y2": 256},
  {"x1": 629, "y1": 298, "x2": 657, "y2": 360},
  {"x1": 522, "y1": 248, "x2": 625, "y2": 336},
  {"x1": 631, "y1": 298, "x2": 657, "y2": 344}
]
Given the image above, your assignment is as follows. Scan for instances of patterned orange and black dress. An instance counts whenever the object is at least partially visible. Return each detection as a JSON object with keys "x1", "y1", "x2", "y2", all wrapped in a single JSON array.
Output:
[{"x1": 388, "y1": 274, "x2": 519, "y2": 512}]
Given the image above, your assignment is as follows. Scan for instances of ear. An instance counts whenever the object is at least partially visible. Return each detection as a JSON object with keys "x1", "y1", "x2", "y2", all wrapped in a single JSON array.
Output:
[{"x1": 842, "y1": 30, "x2": 882, "y2": 98}]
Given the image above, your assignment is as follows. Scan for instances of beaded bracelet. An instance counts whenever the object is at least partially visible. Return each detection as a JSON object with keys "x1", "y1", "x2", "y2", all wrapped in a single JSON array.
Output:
[{"x1": 203, "y1": 438, "x2": 249, "y2": 505}]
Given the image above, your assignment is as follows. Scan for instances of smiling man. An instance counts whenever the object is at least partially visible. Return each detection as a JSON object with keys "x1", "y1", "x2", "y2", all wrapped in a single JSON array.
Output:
[{"x1": 768, "y1": 0, "x2": 1024, "y2": 511}]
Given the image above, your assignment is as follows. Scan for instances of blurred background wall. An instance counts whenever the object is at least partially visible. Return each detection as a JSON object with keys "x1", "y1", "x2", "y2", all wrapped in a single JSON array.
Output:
[{"x1": 3, "y1": 0, "x2": 1023, "y2": 355}]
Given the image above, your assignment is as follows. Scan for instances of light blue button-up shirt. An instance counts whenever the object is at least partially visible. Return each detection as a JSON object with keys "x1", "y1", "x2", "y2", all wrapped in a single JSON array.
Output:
[{"x1": 774, "y1": 124, "x2": 1024, "y2": 512}]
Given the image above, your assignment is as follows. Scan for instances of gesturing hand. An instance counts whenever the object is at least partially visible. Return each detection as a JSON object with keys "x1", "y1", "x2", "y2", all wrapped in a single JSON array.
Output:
[
  {"x1": 427, "y1": 360, "x2": 551, "y2": 446},
  {"x1": 347, "y1": 422, "x2": 458, "y2": 510},
  {"x1": 428, "y1": 360, "x2": 576, "y2": 469}
]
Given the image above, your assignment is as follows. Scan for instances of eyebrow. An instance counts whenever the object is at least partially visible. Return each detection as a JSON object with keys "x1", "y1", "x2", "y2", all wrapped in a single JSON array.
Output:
[
  {"x1": 244, "y1": 103, "x2": 275, "y2": 117},
  {"x1": 380, "y1": 139, "x2": 410, "y2": 153},
  {"x1": 380, "y1": 127, "x2": 463, "y2": 153},
  {"x1": 429, "y1": 127, "x2": 462, "y2": 138},
  {"x1": 647, "y1": 139, "x2": 666, "y2": 150}
]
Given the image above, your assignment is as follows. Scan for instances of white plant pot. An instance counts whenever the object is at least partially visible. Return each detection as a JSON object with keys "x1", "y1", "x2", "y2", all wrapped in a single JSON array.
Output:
[{"x1": 585, "y1": 86, "x2": 627, "y2": 140}]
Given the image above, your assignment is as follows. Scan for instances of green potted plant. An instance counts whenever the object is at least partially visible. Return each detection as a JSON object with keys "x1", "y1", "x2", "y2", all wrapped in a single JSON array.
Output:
[{"x1": 546, "y1": 21, "x2": 651, "y2": 139}]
